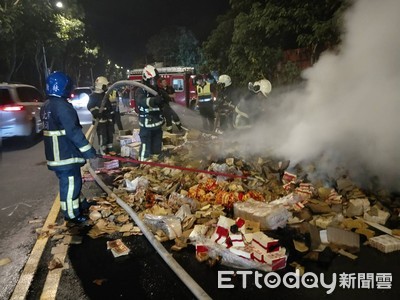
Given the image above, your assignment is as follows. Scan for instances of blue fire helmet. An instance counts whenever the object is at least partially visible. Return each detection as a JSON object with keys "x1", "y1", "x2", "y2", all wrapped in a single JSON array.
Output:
[{"x1": 46, "y1": 71, "x2": 74, "y2": 98}]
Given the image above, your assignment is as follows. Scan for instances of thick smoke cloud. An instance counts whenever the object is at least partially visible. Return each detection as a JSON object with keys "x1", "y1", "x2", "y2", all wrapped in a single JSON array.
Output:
[{"x1": 234, "y1": 0, "x2": 400, "y2": 191}]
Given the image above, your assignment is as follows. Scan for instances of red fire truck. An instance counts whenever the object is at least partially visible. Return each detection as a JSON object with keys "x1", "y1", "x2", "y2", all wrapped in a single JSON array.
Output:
[{"x1": 127, "y1": 66, "x2": 198, "y2": 109}]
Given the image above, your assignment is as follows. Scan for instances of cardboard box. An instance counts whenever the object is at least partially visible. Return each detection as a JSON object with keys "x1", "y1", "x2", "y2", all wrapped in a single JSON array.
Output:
[
  {"x1": 234, "y1": 199, "x2": 290, "y2": 230},
  {"x1": 120, "y1": 143, "x2": 139, "y2": 158}
]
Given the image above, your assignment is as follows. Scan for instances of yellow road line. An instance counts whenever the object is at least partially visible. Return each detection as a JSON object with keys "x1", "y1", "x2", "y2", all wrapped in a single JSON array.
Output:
[
  {"x1": 10, "y1": 195, "x2": 60, "y2": 300},
  {"x1": 40, "y1": 248, "x2": 68, "y2": 300}
]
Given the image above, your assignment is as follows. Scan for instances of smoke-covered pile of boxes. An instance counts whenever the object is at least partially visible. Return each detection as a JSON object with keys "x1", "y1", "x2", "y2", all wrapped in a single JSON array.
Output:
[{"x1": 89, "y1": 130, "x2": 400, "y2": 271}]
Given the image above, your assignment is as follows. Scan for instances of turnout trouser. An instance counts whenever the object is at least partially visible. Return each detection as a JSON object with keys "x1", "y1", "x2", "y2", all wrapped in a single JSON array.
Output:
[
  {"x1": 163, "y1": 105, "x2": 181, "y2": 132},
  {"x1": 97, "y1": 121, "x2": 114, "y2": 154},
  {"x1": 139, "y1": 127, "x2": 163, "y2": 160},
  {"x1": 54, "y1": 166, "x2": 87, "y2": 220},
  {"x1": 198, "y1": 101, "x2": 215, "y2": 132}
]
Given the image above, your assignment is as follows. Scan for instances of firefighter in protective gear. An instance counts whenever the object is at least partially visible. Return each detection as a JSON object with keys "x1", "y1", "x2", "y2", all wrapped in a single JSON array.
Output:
[
  {"x1": 135, "y1": 65, "x2": 164, "y2": 160},
  {"x1": 195, "y1": 74, "x2": 215, "y2": 132},
  {"x1": 87, "y1": 76, "x2": 115, "y2": 154},
  {"x1": 159, "y1": 78, "x2": 183, "y2": 133},
  {"x1": 233, "y1": 79, "x2": 272, "y2": 129},
  {"x1": 214, "y1": 74, "x2": 236, "y2": 133},
  {"x1": 40, "y1": 71, "x2": 96, "y2": 223},
  {"x1": 108, "y1": 87, "x2": 123, "y2": 131}
]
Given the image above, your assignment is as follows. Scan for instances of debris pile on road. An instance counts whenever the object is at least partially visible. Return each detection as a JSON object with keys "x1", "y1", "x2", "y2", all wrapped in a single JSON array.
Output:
[{"x1": 75, "y1": 129, "x2": 400, "y2": 270}]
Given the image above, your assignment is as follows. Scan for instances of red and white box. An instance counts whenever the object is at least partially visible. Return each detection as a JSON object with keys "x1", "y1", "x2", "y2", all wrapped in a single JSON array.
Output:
[
  {"x1": 251, "y1": 248, "x2": 267, "y2": 263},
  {"x1": 295, "y1": 187, "x2": 313, "y2": 201},
  {"x1": 282, "y1": 171, "x2": 297, "y2": 184},
  {"x1": 104, "y1": 159, "x2": 119, "y2": 170},
  {"x1": 211, "y1": 226, "x2": 229, "y2": 245},
  {"x1": 229, "y1": 246, "x2": 252, "y2": 260},
  {"x1": 235, "y1": 217, "x2": 245, "y2": 229},
  {"x1": 230, "y1": 234, "x2": 245, "y2": 248},
  {"x1": 264, "y1": 251, "x2": 287, "y2": 271},
  {"x1": 195, "y1": 244, "x2": 208, "y2": 255},
  {"x1": 217, "y1": 215, "x2": 236, "y2": 229},
  {"x1": 251, "y1": 232, "x2": 280, "y2": 253}
]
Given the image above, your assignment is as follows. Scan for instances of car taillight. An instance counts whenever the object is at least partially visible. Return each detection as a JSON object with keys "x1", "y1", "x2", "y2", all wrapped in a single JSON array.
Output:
[{"x1": 0, "y1": 105, "x2": 25, "y2": 111}]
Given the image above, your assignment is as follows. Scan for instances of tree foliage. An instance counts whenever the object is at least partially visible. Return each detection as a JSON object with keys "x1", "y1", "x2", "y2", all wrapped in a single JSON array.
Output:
[
  {"x1": 146, "y1": 26, "x2": 202, "y2": 69},
  {"x1": 0, "y1": 0, "x2": 100, "y2": 89},
  {"x1": 202, "y1": 0, "x2": 350, "y2": 86}
]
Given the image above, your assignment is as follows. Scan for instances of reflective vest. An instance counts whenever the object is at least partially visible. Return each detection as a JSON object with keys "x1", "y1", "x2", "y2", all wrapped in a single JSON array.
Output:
[{"x1": 197, "y1": 83, "x2": 212, "y2": 102}]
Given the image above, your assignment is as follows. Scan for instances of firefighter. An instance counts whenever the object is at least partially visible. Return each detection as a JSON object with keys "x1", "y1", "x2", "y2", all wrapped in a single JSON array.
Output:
[
  {"x1": 195, "y1": 74, "x2": 215, "y2": 132},
  {"x1": 159, "y1": 78, "x2": 183, "y2": 133},
  {"x1": 108, "y1": 85, "x2": 123, "y2": 132},
  {"x1": 214, "y1": 74, "x2": 236, "y2": 133},
  {"x1": 87, "y1": 76, "x2": 115, "y2": 154},
  {"x1": 135, "y1": 65, "x2": 164, "y2": 160},
  {"x1": 40, "y1": 71, "x2": 96, "y2": 223},
  {"x1": 233, "y1": 79, "x2": 272, "y2": 129}
]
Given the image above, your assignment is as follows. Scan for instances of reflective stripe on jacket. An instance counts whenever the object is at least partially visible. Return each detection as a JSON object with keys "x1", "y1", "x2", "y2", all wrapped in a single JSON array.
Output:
[
  {"x1": 40, "y1": 96, "x2": 96, "y2": 170},
  {"x1": 87, "y1": 92, "x2": 114, "y2": 123},
  {"x1": 135, "y1": 88, "x2": 164, "y2": 129}
]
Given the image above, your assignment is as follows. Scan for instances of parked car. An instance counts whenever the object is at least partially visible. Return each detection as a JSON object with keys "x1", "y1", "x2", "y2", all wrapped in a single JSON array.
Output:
[
  {"x1": 0, "y1": 83, "x2": 44, "y2": 141},
  {"x1": 69, "y1": 87, "x2": 92, "y2": 109}
]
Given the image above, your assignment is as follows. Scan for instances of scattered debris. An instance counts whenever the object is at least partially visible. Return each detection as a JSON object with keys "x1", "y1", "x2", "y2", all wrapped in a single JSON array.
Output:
[
  {"x1": 71, "y1": 128, "x2": 400, "y2": 273},
  {"x1": 106, "y1": 239, "x2": 130, "y2": 257},
  {"x1": 93, "y1": 279, "x2": 108, "y2": 286},
  {"x1": 48, "y1": 257, "x2": 63, "y2": 270},
  {"x1": 369, "y1": 234, "x2": 400, "y2": 253},
  {"x1": 0, "y1": 257, "x2": 12, "y2": 267}
]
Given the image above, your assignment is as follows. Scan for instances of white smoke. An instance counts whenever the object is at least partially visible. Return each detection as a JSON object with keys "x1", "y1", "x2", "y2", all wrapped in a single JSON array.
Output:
[{"x1": 235, "y1": 0, "x2": 400, "y2": 191}]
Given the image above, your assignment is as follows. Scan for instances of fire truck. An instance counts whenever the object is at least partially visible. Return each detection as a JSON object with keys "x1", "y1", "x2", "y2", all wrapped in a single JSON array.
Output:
[{"x1": 127, "y1": 66, "x2": 198, "y2": 109}]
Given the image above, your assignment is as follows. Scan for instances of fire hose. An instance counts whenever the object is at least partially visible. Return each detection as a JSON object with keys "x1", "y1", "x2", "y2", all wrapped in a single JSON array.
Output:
[
  {"x1": 86, "y1": 80, "x2": 212, "y2": 300},
  {"x1": 100, "y1": 154, "x2": 251, "y2": 179}
]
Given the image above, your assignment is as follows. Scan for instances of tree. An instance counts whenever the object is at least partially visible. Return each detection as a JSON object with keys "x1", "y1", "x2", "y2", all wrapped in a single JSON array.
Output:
[
  {"x1": 146, "y1": 26, "x2": 202, "y2": 68},
  {"x1": 0, "y1": 0, "x2": 101, "y2": 89},
  {"x1": 201, "y1": 0, "x2": 349, "y2": 86},
  {"x1": 0, "y1": 0, "x2": 55, "y2": 84}
]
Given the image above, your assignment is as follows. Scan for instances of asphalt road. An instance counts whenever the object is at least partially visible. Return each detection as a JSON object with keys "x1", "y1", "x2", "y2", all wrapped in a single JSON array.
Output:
[
  {"x1": 0, "y1": 134, "x2": 58, "y2": 299},
  {"x1": 4, "y1": 104, "x2": 400, "y2": 300},
  {"x1": 0, "y1": 107, "x2": 92, "y2": 299}
]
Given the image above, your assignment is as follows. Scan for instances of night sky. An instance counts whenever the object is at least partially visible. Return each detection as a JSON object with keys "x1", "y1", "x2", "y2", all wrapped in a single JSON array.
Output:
[{"x1": 81, "y1": 0, "x2": 230, "y2": 68}]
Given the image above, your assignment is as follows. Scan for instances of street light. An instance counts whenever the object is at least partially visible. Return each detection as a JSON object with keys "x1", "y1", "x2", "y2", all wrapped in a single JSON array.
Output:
[{"x1": 55, "y1": 1, "x2": 63, "y2": 8}]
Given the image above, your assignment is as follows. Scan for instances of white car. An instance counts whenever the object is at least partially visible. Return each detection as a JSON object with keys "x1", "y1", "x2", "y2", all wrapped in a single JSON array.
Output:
[
  {"x1": 0, "y1": 83, "x2": 44, "y2": 141},
  {"x1": 69, "y1": 87, "x2": 92, "y2": 109}
]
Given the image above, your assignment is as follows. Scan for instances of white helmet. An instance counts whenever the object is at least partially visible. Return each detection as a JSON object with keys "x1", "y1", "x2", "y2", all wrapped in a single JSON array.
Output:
[
  {"x1": 248, "y1": 79, "x2": 272, "y2": 98},
  {"x1": 217, "y1": 74, "x2": 232, "y2": 87},
  {"x1": 94, "y1": 76, "x2": 109, "y2": 93},
  {"x1": 142, "y1": 65, "x2": 158, "y2": 81}
]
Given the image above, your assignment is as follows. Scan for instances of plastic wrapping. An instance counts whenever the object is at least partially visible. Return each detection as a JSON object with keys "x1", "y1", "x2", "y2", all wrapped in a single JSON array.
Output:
[
  {"x1": 125, "y1": 176, "x2": 149, "y2": 192},
  {"x1": 175, "y1": 204, "x2": 192, "y2": 221},
  {"x1": 143, "y1": 214, "x2": 182, "y2": 240},
  {"x1": 209, "y1": 162, "x2": 243, "y2": 182},
  {"x1": 168, "y1": 192, "x2": 201, "y2": 213},
  {"x1": 234, "y1": 199, "x2": 291, "y2": 230}
]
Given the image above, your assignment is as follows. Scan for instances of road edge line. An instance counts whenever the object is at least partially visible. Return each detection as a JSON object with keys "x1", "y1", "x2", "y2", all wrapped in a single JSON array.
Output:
[{"x1": 10, "y1": 194, "x2": 60, "y2": 300}]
